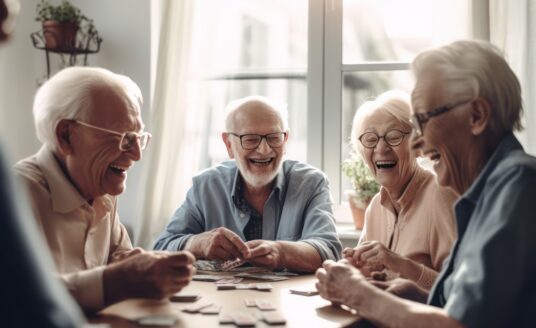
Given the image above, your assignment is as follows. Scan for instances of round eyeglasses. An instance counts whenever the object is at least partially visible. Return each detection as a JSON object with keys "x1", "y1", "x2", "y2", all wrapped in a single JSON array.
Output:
[
  {"x1": 74, "y1": 120, "x2": 152, "y2": 151},
  {"x1": 228, "y1": 132, "x2": 287, "y2": 150},
  {"x1": 358, "y1": 129, "x2": 409, "y2": 148}
]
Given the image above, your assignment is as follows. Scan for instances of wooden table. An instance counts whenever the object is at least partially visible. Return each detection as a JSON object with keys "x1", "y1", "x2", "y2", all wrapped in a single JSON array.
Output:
[{"x1": 91, "y1": 274, "x2": 365, "y2": 327}]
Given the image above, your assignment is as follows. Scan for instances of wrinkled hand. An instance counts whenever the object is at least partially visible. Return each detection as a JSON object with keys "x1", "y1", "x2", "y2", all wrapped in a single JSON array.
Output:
[
  {"x1": 109, "y1": 247, "x2": 145, "y2": 262},
  {"x1": 344, "y1": 241, "x2": 400, "y2": 274},
  {"x1": 187, "y1": 227, "x2": 250, "y2": 261},
  {"x1": 369, "y1": 278, "x2": 428, "y2": 303},
  {"x1": 315, "y1": 259, "x2": 367, "y2": 307},
  {"x1": 244, "y1": 240, "x2": 282, "y2": 270},
  {"x1": 104, "y1": 250, "x2": 196, "y2": 304}
]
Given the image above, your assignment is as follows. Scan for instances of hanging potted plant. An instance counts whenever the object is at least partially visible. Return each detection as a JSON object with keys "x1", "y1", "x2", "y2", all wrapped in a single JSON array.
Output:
[
  {"x1": 35, "y1": 0, "x2": 93, "y2": 51},
  {"x1": 342, "y1": 152, "x2": 380, "y2": 229}
]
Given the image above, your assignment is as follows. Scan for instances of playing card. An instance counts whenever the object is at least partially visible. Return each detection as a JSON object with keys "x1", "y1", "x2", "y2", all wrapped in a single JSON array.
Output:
[{"x1": 262, "y1": 312, "x2": 287, "y2": 325}]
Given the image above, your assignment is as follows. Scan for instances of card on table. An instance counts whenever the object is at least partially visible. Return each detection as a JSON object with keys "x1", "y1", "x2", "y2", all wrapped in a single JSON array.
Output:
[
  {"x1": 135, "y1": 314, "x2": 177, "y2": 326},
  {"x1": 169, "y1": 292, "x2": 201, "y2": 302},
  {"x1": 289, "y1": 285, "x2": 319, "y2": 296},
  {"x1": 182, "y1": 301, "x2": 214, "y2": 313},
  {"x1": 234, "y1": 272, "x2": 289, "y2": 281},
  {"x1": 262, "y1": 312, "x2": 287, "y2": 325}
]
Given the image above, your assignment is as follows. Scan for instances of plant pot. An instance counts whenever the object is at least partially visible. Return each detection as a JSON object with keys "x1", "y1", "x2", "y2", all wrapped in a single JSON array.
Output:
[
  {"x1": 345, "y1": 190, "x2": 369, "y2": 230},
  {"x1": 42, "y1": 20, "x2": 79, "y2": 51}
]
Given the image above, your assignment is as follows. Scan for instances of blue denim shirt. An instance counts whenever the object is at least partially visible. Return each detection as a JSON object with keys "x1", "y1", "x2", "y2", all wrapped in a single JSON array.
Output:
[
  {"x1": 428, "y1": 133, "x2": 536, "y2": 327},
  {"x1": 153, "y1": 160, "x2": 342, "y2": 262}
]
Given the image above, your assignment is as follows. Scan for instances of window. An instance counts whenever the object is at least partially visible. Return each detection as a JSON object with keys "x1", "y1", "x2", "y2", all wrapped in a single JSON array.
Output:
[
  {"x1": 313, "y1": 0, "x2": 472, "y2": 221},
  {"x1": 186, "y1": 0, "x2": 475, "y2": 222},
  {"x1": 187, "y1": 0, "x2": 308, "y2": 168}
]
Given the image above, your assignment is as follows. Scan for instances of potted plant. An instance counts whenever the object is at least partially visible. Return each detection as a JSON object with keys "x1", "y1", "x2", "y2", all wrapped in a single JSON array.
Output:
[
  {"x1": 342, "y1": 152, "x2": 380, "y2": 229},
  {"x1": 35, "y1": 0, "x2": 94, "y2": 51}
]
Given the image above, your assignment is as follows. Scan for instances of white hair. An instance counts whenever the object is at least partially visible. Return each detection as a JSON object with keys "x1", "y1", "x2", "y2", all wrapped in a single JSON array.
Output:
[
  {"x1": 411, "y1": 40, "x2": 523, "y2": 134},
  {"x1": 350, "y1": 90, "x2": 411, "y2": 153},
  {"x1": 224, "y1": 95, "x2": 289, "y2": 132},
  {"x1": 33, "y1": 66, "x2": 143, "y2": 151}
]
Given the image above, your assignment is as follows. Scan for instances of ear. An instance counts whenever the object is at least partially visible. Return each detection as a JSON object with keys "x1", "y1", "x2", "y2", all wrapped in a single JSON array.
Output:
[
  {"x1": 55, "y1": 119, "x2": 75, "y2": 156},
  {"x1": 469, "y1": 97, "x2": 492, "y2": 136},
  {"x1": 221, "y1": 132, "x2": 235, "y2": 159}
]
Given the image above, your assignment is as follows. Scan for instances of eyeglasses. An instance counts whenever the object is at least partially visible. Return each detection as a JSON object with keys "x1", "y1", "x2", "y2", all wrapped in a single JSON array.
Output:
[
  {"x1": 410, "y1": 99, "x2": 472, "y2": 137},
  {"x1": 74, "y1": 120, "x2": 152, "y2": 151},
  {"x1": 228, "y1": 132, "x2": 287, "y2": 150},
  {"x1": 358, "y1": 129, "x2": 409, "y2": 148}
]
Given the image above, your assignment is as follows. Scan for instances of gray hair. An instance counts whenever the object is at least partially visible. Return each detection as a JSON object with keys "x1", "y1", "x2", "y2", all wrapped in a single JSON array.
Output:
[
  {"x1": 33, "y1": 66, "x2": 143, "y2": 152},
  {"x1": 350, "y1": 90, "x2": 411, "y2": 153},
  {"x1": 224, "y1": 95, "x2": 289, "y2": 132},
  {"x1": 411, "y1": 40, "x2": 523, "y2": 134}
]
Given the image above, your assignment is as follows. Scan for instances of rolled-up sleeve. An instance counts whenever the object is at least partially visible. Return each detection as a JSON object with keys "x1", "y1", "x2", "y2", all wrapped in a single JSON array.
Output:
[
  {"x1": 299, "y1": 176, "x2": 342, "y2": 262},
  {"x1": 59, "y1": 266, "x2": 106, "y2": 313}
]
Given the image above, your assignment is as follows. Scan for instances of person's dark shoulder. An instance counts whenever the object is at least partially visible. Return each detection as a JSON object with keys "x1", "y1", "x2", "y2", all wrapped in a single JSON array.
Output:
[{"x1": 489, "y1": 150, "x2": 536, "y2": 187}]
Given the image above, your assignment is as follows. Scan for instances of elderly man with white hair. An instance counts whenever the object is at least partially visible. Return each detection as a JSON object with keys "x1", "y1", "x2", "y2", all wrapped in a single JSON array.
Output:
[
  {"x1": 14, "y1": 67, "x2": 195, "y2": 312},
  {"x1": 154, "y1": 96, "x2": 341, "y2": 272}
]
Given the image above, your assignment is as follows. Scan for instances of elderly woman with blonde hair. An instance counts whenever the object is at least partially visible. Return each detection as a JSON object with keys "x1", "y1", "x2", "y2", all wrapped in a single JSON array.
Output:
[{"x1": 342, "y1": 90, "x2": 458, "y2": 290}]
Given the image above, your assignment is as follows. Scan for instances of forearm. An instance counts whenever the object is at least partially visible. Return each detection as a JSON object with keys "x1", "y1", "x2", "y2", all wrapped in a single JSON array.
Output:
[
  {"x1": 278, "y1": 241, "x2": 322, "y2": 273},
  {"x1": 352, "y1": 281, "x2": 463, "y2": 328},
  {"x1": 102, "y1": 264, "x2": 131, "y2": 306},
  {"x1": 393, "y1": 257, "x2": 438, "y2": 290}
]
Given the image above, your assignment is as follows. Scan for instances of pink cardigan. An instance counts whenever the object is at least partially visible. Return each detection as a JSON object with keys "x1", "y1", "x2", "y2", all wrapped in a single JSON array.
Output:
[{"x1": 360, "y1": 166, "x2": 458, "y2": 289}]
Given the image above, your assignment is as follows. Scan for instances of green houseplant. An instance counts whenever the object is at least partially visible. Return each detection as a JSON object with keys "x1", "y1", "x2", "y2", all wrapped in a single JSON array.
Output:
[
  {"x1": 342, "y1": 152, "x2": 380, "y2": 229},
  {"x1": 35, "y1": 0, "x2": 94, "y2": 51}
]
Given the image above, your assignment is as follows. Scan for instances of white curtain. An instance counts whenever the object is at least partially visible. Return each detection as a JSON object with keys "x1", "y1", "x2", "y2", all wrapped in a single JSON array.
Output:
[
  {"x1": 135, "y1": 0, "x2": 198, "y2": 248},
  {"x1": 489, "y1": 0, "x2": 536, "y2": 155}
]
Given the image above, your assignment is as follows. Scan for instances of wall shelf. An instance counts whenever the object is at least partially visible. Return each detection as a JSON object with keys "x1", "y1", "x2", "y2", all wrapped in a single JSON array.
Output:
[{"x1": 30, "y1": 29, "x2": 102, "y2": 79}]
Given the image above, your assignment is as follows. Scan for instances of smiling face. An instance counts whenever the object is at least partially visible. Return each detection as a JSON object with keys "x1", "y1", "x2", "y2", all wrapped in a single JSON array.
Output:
[
  {"x1": 223, "y1": 101, "x2": 288, "y2": 190},
  {"x1": 410, "y1": 74, "x2": 474, "y2": 193},
  {"x1": 62, "y1": 86, "x2": 143, "y2": 201},
  {"x1": 358, "y1": 109, "x2": 415, "y2": 197}
]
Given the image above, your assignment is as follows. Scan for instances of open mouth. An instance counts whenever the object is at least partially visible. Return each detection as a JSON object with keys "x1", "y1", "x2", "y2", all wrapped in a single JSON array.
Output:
[
  {"x1": 375, "y1": 160, "x2": 396, "y2": 169},
  {"x1": 109, "y1": 164, "x2": 128, "y2": 175},
  {"x1": 249, "y1": 158, "x2": 273, "y2": 166}
]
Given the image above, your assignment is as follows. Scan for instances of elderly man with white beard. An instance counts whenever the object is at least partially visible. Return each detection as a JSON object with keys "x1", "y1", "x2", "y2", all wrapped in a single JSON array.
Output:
[{"x1": 154, "y1": 96, "x2": 341, "y2": 272}]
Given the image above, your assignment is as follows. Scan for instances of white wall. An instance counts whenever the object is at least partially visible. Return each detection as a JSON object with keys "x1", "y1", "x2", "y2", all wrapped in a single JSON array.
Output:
[{"x1": 0, "y1": 0, "x2": 152, "y2": 241}]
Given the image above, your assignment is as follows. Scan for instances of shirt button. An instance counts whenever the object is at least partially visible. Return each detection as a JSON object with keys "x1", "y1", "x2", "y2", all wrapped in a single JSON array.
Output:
[{"x1": 240, "y1": 212, "x2": 245, "y2": 218}]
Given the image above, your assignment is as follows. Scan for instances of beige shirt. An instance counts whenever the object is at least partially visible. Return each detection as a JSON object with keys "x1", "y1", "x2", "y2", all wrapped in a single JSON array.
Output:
[
  {"x1": 14, "y1": 146, "x2": 133, "y2": 311},
  {"x1": 360, "y1": 166, "x2": 458, "y2": 290}
]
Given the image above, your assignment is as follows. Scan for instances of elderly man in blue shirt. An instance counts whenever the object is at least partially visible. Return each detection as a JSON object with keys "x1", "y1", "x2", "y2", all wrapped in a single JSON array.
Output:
[{"x1": 154, "y1": 96, "x2": 342, "y2": 272}]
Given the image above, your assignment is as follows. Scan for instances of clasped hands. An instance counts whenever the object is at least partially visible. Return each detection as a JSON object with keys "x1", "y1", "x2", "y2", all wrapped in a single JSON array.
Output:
[{"x1": 187, "y1": 227, "x2": 282, "y2": 269}]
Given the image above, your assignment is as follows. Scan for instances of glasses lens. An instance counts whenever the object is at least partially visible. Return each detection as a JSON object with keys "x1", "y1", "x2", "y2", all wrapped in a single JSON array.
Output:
[
  {"x1": 241, "y1": 135, "x2": 261, "y2": 149},
  {"x1": 119, "y1": 132, "x2": 136, "y2": 151},
  {"x1": 385, "y1": 130, "x2": 405, "y2": 146},
  {"x1": 360, "y1": 132, "x2": 379, "y2": 148},
  {"x1": 266, "y1": 133, "x2": 285, "y2": 147}
]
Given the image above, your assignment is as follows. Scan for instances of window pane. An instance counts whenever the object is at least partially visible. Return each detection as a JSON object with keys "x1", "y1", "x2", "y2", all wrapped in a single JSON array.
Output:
[
  {"x1": 343, "y1": 0, "x2": 471, "y2": 63},
  {"x1": 190, "y1": 0, "x2": 308, "y2": 73},
  {"x1": 340, "y1": 70, "x2": 414, "y2": 198},
  {"x1": 186, "y1": 0, "x2": 309, "y2": 170}
]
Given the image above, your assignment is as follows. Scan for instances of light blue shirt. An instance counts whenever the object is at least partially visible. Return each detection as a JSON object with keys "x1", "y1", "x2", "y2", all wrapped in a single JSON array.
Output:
[
  {"x1": 428, "y1": 133, "x2": 536, "y2": 327},
  {"x1": 153, "y1": 160, "x2": 342, "y2": 262}
]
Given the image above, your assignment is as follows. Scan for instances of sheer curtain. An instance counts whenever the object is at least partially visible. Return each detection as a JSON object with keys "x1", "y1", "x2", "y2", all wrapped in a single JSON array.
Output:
[
  {"x1": 489, "y1": 0, "x2": 536, "y2": 155},
  {"x1": 135, "y1": 0, "x2": 199, "y2": 248}
]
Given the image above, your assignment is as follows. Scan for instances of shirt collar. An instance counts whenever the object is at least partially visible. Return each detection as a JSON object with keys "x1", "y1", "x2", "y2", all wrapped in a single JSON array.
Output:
[
  {"x1": 462, "y1": 132, "x2": 523, "y2": 204},
  {"x1": 454, "y1": 133, "x2": 523, "y2": 234},
  {"x1": 35, "y1": 146, "x2": 113, "y2": 214}
]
